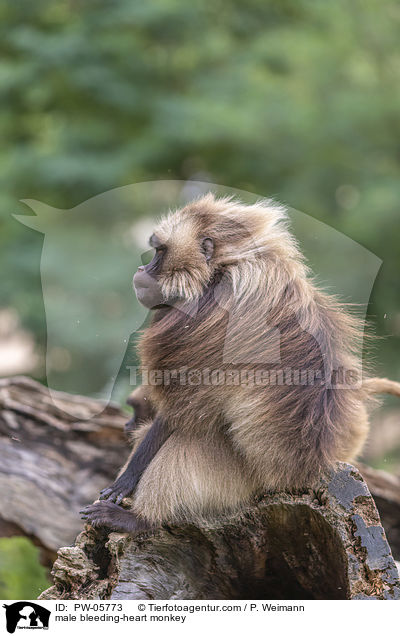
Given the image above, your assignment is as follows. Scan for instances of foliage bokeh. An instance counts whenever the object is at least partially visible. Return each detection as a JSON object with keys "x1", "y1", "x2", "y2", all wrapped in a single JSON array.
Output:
[
  {"x1": 1, "y1": 0, "x2": 399, "y2": 384},
  {"x1": 0, "y1": 0, "x2": 399, "y2": 599}
]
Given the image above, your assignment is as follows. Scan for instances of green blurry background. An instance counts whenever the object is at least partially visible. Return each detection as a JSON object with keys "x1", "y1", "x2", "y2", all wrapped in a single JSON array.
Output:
[{"x1": 0, "y1": 0, "x2": 399, "y2": 598}]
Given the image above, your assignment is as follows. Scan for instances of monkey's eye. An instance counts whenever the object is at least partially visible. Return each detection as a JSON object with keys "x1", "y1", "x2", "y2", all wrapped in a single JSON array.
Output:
[{"x1": 141, "y1": 249, "x2": 155, "y2": 266}]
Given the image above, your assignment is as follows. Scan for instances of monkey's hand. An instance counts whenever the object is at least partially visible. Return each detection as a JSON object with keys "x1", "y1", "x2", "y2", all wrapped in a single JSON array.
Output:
[
  {"x1": 80, "y1": 501, "x2": 150, "y2": 534},
  {"x1": 100, "y1": 414, "x2": 171, "y2": 504},
  {"x1": 80, "y1": 501, "x2": 125, "y2": 528},
  {"x1": 99, "y1": 472, "x2": 136, "y2": 505}
]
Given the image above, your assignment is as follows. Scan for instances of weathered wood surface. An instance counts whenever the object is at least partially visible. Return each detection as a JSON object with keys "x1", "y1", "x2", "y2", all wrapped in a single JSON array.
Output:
[
  {"x1": 0, "y1": 376, "x2": 399, "y2": 599},
  {"x1": 39, "y1": 464, "x2": 399, "y2": 600},
  {"x1": 355, "y1": 462, "x2": 400, "y2": 563},
  {"x1": 0, "y1": 375, "x2": 129, "y2": 567}
]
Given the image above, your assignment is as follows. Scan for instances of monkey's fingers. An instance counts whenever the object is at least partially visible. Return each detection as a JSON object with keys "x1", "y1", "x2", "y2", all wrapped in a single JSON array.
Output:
[
  {"x1": 80, "y1": 502, "x2": 121, "y2": 522},
  {"x1": 80, "y1": 501, "x2": 142, "y2": 533},
  {"x1": 99, "y1": 477, "x2": 135, "y2": 503},
  {"x1": 99, "y1": 484, "x2": 120, "y2": 502},
  {"x1": 80, "y1": 502, "x2": 110, "y2": 528},
  {"x1": 80, "y1": 504, "x2": 100, "y2": 520},
  {"x1": 80, "y1": 505, "x2": 99, "y2": 525},
  {"x1": 99, "y1": 487, "x2": 114, "y2": 500}
]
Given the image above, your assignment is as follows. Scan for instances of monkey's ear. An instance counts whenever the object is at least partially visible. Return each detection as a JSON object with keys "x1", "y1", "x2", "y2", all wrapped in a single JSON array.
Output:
[{"x1": 201, "y1": 237, "x2": 214, "y2": 262}]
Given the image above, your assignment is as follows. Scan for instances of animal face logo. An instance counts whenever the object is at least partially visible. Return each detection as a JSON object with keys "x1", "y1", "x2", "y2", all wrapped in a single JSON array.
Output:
[
  {"x1": 2, "y1": 602, "x2": 50, "y2": 634},
  {"x1": 14, "y1": 181, "x2": 381, "y2": 414}
]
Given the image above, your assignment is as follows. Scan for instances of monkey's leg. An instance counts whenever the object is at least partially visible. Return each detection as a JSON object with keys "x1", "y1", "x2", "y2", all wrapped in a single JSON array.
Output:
[
  {"x1": 80, "y1": 501, "x2": 152, "y2": 534},
  {"x1": 81, "y1": 431, "x2": 256, "y2": 532},
  {"x1": 131, "y1": 430, "x2": 258, "y2": 525},
  {"x1": 99, "y1": 415, "x2": 172, "y2": 504}
]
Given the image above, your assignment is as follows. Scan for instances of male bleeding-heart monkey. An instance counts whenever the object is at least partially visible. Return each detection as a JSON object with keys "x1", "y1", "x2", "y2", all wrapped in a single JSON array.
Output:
[{"x1": 81, "y1": 193, "x2": 400, "y2": 533}]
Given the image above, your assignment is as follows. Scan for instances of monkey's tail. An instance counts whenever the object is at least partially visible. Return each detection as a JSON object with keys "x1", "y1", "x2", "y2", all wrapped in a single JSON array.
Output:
[{"x1": 363, "y1": 377, "x2": 400, "y2": 398}]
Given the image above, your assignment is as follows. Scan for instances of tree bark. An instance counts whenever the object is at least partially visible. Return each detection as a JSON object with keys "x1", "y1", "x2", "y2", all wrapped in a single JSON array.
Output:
[
  {"x1": 38, "y1": 463, "x2": 400, "y2": 600},
  {"x1": 0, "y1": 376, "x2": 399, "y2": 599},
  {"x1": 354, "y1": 462, "x2": 400, "y2": 563},
  {"x1": 0, "y1": 375, "x2": 129, "y2": 568}
]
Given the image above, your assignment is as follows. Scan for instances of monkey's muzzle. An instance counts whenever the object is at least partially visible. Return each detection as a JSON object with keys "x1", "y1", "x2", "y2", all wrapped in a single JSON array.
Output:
[{"x1": 133, "y1": 268, "x2": 165, "y2": 309}]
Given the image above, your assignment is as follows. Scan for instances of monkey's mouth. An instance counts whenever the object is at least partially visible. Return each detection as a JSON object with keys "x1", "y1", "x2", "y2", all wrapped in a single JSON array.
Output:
[{"x1": 133, "y1": 274, "x2": 168, "y2": 310}]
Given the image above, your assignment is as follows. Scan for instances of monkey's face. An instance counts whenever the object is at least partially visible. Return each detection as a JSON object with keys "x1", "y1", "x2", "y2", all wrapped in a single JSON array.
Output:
[
  {"x1": 133, "y1": 193, "x2": 290, "y2": 309},
  {"x1": 133, "y1": 212, "x2": 215, "y2": 308}
]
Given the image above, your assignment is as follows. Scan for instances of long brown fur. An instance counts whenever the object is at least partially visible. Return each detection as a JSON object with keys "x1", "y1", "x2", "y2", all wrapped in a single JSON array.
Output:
[{"x1": 125, "y1": 193, "x2": 394, "y2": 525}]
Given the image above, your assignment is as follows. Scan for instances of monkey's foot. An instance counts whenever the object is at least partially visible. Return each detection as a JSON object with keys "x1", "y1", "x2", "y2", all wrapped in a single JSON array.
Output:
[
  {"x1": 99, "y1": 474, "x2": 136, "y2": 505},
  {"x1": 80, "y1": 501, "x2": 150, "y2": 534}
]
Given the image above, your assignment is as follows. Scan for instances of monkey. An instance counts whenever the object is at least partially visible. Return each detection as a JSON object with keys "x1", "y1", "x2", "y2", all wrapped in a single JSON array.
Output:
[
  {"x1": 81, "y1": 193, "x2": 400, "y2": 534},
  {"x1": 124, "y1": 384, "x2": 156, "y2": 437}
]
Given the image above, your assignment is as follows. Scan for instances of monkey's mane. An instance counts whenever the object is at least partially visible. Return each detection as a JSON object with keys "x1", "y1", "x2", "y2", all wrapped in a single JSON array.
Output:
[{"x1": 139, "y1": 193, "x2": 375, "y2": 489}]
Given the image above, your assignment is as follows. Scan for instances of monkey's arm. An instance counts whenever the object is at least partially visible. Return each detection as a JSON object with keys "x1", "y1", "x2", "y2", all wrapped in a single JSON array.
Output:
[
  {"x1": 81, "y1": 428, "x2": 256, "y2": 534},
  {"x1": 125, "y1": 385, "x2": 156, "y2": 437},
  {"x1": 98, "y1": 415, "x2": 172, "y2": 504}
]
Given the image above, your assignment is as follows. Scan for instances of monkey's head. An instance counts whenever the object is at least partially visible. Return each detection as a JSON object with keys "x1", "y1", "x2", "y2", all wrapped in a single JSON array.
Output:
[{"x1": 133, "y1": 192, "x2": 302, "y2": 309}]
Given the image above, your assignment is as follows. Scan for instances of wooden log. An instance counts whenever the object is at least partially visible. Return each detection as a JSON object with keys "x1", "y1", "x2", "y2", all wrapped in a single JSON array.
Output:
[
  {"x1": 0, "y1": 376, "x2": 399, "y2": 598},
  {"x1": 38, "y1": 463, "x2": 400, "y2": 600},
  {"x1": 354, "y1": 462, "x2": 400, "y2": 562},
  {"x1": 0, "y1": 375, "x2": 129, "y2": 567}
]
